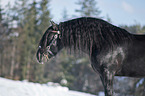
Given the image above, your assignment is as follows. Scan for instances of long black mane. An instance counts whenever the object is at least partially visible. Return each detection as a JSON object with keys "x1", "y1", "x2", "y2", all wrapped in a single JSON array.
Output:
[{"x1": 59, "y1": 17, "x2": 133, "y2": 54}]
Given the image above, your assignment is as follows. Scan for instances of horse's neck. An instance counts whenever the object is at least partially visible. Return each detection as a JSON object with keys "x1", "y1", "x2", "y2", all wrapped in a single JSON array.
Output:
[{"x1": 61, "y1": 30, "x2": 93, "y2": 55}]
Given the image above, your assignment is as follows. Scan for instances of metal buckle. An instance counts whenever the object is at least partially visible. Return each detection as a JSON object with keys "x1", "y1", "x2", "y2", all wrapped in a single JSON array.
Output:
[{"x1": 47, "y1": 46, "x2": 50, "y2": 50}]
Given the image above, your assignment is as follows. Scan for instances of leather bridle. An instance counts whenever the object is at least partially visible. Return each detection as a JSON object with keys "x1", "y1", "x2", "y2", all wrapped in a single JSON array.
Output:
[
  {"x1": 38, "y1": 30, "x2": 61, "y2": 59},
  {"x1": 47, "y1": 30, "x2": 61, "y2": 55}
]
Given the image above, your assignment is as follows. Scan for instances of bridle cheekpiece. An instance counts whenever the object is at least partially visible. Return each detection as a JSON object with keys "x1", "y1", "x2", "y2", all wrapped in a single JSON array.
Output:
[{"x1": 40, "y1": 30, "x2": 61, "y2": 60}]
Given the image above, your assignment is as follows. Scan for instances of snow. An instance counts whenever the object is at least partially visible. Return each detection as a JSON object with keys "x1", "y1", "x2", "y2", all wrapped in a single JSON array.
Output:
[
  {"x1": 0, "y1": 77, "x2": 96, "y2": 96},
  {"x1": 136, "y1": 78, "x2": 144, "y2": 88}
]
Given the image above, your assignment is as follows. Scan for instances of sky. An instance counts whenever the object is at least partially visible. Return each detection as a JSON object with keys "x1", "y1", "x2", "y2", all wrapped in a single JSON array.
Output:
[{"x1": 1, "y1": 0, "x2": 145, "y2": 26}]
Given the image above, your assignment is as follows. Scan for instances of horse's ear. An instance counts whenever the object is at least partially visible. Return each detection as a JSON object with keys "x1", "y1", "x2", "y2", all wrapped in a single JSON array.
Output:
[{"x1": 50, "y1": 20, "x2": 58, "y2": 30}]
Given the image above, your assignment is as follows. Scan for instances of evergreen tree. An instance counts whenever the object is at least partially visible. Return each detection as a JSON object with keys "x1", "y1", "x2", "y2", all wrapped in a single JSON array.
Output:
[
  {"x1": 120, "y1": 24, "x2": 144, "y2": 34},
  {"x1": 11, "y1": 0, "x2": 39, "y2": 80},
  {"x1": 75, "y1": 0, "x2": 101, "y2": 17},
  {"x1": 62, "y1": 8, "x2": 68, "y2": 20},
  {"x1": 0, "y1": 1, "x2": 3, "y2": 22},
  {"x1": 13, "y1": 0, "x2": 30, "y2": 80},
  {"x1": 7, "y1": 0, "x2": 52, "y2": 82},
  {"x1": 38, "y1": 0, "x2": 51, "y2": 34},
  {"x1": 21, "y1": 0, "x2": 43, "y2": 81},
  {"x1": 12, "y1": 0, "x2": 29, "y2": 26},
  {"x1": 35, "y1": 0, "x2": 52, "y2": 82}
]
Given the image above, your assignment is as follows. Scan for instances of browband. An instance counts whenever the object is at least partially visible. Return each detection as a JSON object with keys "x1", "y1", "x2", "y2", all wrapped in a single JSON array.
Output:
[{"x1": 51, "y1": 31, "x2": 60, "y2": 34}]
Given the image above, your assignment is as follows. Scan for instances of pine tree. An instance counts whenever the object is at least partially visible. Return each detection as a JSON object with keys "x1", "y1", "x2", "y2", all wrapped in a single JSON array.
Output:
[
  {"x1": 11, "y1": 0, "x2": 39, "y2": 80},
  {"x1": 62, "y1": 8, "x2": 68, "y2": 20},
  {"x1": 38, "y1": 0, "x2": 51, "y2": 34},
  {"x1": 0, "y1": 0, "x2": 5, "y2": 23},
  {"x1": 14, "y1": 0, "x2": 29, "y2": 80},
  {"x1": 75, "y1": 0, "x2": 101, "y2": 17},
  {"x1": 34, "y1": 0, "x2": 52, "y2": 82},
  {"x1": 7, "y1": 0, "x2": 52, "y2": 82},
  {"x1": 0, "y1": 0, "x2": 52, "y2": 81},
  {"x1": 21, "y1": 0, "x2": 44, "y2": 81},
  {"x1": 12, "y1": 0, "x2": 29, "y2": 27},
  {"x1": 0, "y1": 1, "x2": 3, "y2": 22}
]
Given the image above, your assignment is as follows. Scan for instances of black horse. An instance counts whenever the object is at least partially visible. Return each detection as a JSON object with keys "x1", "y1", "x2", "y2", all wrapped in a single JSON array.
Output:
[{"x1": 36, "y1": 17, "x2": 145, "y2": 96}]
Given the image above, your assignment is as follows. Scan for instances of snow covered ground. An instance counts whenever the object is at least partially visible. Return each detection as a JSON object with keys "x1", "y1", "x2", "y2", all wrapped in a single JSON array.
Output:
[{"x1": 0, "y1": 77, "x2": 101, "y2": 96}]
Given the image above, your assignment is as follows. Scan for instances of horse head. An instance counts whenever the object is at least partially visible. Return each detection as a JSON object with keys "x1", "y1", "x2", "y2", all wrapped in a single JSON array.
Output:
[{"x1": 36, "y1": 21, "x2": 63, "y2": 63}]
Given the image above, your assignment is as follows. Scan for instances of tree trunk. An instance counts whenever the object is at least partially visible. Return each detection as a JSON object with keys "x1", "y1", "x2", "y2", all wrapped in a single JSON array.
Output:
[{"x1": 10, "y1": 44, "x2": 16, "y2": 78}]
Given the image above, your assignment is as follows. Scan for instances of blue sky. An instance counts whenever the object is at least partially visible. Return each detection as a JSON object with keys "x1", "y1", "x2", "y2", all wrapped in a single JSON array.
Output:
[{"x1": 1, "y1": 0, "x2": 145, "y2": 26}]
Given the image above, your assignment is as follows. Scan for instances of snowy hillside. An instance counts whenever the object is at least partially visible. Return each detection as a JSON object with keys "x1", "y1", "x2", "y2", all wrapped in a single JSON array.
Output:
[{"x1": 0, "y1": 77, "x2": 101, "y2": 96}]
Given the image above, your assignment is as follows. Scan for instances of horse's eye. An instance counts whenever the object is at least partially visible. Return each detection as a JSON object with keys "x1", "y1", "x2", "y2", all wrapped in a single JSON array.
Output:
[
  {"x1": 47, "y1": 46, "x2": 50, "y2": 49},
  {"x1": 54, "y1": 35, "x2": 58, "y2": 39}
]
